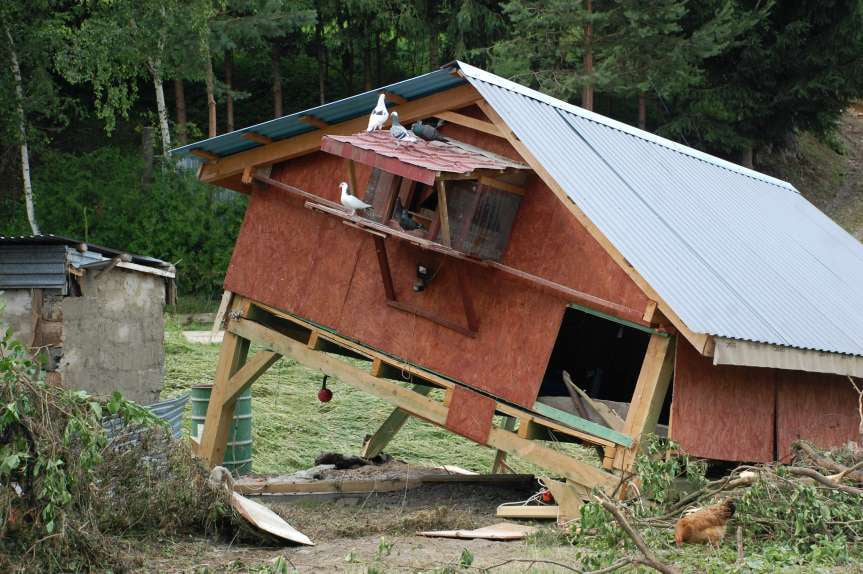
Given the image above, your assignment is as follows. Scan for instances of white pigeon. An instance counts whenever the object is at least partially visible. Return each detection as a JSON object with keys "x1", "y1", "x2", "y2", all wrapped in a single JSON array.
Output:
[
  {"x1": 339, "y1": 182, "x2": 372, "y2": 214},
  {"x1": 366, "y1": 93, "x2": 388, "y2": 132},
  {"x1": 389, "y1": 111, "x2": 418, "y2": 145}
]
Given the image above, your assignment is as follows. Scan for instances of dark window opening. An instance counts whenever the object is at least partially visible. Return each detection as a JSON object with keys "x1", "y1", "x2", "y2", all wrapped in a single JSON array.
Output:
[{"x1": 539, "y1": 307, "x2": 672, "y2": 429}]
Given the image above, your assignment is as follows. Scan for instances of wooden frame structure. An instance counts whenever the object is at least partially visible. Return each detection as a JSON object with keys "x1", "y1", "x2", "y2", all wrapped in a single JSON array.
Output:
[{"x1": 197, "y1": 291, "x2": 676, "y2": 514}]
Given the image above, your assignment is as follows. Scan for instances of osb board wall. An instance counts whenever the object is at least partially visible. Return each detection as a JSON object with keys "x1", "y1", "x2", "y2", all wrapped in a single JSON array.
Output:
[
  {"x1": 673, "y1": 339, "x2": 861, "y2": 462},
  {"x1": 224, "y1": 138, "x2": 648, "y2": 407},
  {"x1": 775, "y1": 370, "x2": 860, "y2": 462}
]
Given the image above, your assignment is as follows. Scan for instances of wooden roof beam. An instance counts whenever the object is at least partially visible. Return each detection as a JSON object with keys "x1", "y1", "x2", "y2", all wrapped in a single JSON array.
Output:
[
  {"x1": 242, "y1": 132, "x2": 273, "y2": 145},
  {"x1": 198, "y1": 83, "x2": 483, "y2": 186},
  {"x1": 300, "y1": 115, "x2": 329, "y2": 129},
  {"x1": 384, "y1": 91, "x2": 407, "y2": 105},
  {"x1": 191, "y1": 149, "x2": 220, "y2": 162},
  {"x1": 433, "y1": 111, "x2": 503, "y2": 138}
]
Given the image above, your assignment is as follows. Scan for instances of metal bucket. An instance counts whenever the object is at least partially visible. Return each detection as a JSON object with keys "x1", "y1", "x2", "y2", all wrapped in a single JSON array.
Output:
[{"x1": 190, "y1": 384, "x2": 252, "y2": 475}]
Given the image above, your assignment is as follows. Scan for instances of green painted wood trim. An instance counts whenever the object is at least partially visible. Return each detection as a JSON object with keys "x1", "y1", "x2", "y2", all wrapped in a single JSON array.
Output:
[
  {"x1": 532, "y1": 401, "x2": 634, "y2": 448},
  {"x1": 567, "y1": 303, "x2": 668, "y2": 337}
]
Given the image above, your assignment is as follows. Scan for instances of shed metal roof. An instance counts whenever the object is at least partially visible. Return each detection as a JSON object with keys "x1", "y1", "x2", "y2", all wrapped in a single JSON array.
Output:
[
  {"x1": 177, "y1": 62, "x2": 863, "y2": 359},
  {"x1": 170, "y1": 67, "x2": 466, "y2": 160},
  {"x1": 459, "y1": 63, "x2": 863, "y2": 357}
]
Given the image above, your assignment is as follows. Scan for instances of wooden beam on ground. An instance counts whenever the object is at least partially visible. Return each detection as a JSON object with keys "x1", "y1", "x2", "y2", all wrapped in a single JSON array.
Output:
[
  {"x1": 361, "y1": 383, "x2": 434, "y2": 458},
  {"x1": 300, "y1": 115, "x2": 328, "y2": 129},
  {"x1": 433, "y1": 111, "x2": 503, "y2": 137},
  {"x1": 191, "y1": 149, "x2": 220, "y2": 162},
  {"x1": 496, "y1": 505, "x2": 559, "y2": 519},
  {"x1": 199, "y1": 296, "x2": 252, "y2": 467},
  {"x1": 199, "y1": 84, "x2": 482, "y2": 185},
  {"x1": 243, "y1": 132, "x2": 273, "y2": 145},
  {"x1": 476, "y1": 99, "x2": 714, "y2": 357},
  {"x1": 228, "y1": 316, "x2": 618, "y2": 492},
  {"x1": 614, "y1": 334, "x2": 676, "y2": 470}
]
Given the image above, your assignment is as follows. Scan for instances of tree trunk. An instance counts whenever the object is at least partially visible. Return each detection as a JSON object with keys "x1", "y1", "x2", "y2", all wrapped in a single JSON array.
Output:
[
  {"x1": 141, "y1": 126, "x2": 155, "y2": 184},
  {"x1": 4, "y1": 24, "x2": 39, "y2": 234},
  {"x1": 638, "y1": 92, "x2": 647, "y2": 130},
  {"x1": 174, "y1": 78, "x2": 187, "y2": 145},
  {"x1": 429, "y1": 32, "x2": 439, "y2": 68},
  {"x1": 206, "y1": 55, "x2": 216, "y2": 138},
  {"x1": 739, "y1": 145, "x2": 754, "y2": 168},
  {"x1": 315, "y1": 10, "x2": 326, "y2": 104},
  {"x1": 271, "y1": 41, "x2": 283, "y2": 118},
  {"x1": 582, "y1": 0, "x2": 594, "y2": 111},
  {"x1": 147, "y1": 58, "x2": 172, "y2": 155},
  {"x1": 375, "y1": 31, "x2": 382, "y2": 86},
  {"x1": 363, "y1": 32, "x2": 372, "y2": 90},
  {"x1": 224, "y1": 52, "x2": 234, "y2": 132}
]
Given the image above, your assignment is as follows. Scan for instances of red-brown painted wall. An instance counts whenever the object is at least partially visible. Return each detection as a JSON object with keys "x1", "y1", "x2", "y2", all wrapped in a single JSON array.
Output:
[
  {"x1": 672, "y1": 339, "x2": 860, "y2": 462},
  {"x1": 224, "y1": 134, "x2": 648, "y2": 407}
]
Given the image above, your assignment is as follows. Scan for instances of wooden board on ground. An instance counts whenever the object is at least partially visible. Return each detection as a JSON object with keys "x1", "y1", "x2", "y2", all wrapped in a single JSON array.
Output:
[
  {"x1": 496, "y1": 505, "x2": 559, "y2": 520},
  {"x1": 418, "y1": 522, "x2": 537, "y2": 540},
  {"x1": 230, "y1": 491, "x2": 314, "y2": 545}
]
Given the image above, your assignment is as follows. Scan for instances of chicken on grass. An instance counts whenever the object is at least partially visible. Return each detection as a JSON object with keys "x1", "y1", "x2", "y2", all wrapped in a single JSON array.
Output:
[{"x1": 674, "y1": 498, "x2": 736, "y2": 546}]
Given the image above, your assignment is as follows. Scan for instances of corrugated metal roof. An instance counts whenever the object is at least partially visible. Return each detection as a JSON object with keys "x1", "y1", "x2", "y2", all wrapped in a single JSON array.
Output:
[
  {"x1": 0, "y1": 244, "x2": 68, "y2": 290},
  {"x1": 322, "y1": 131, "x2": 527, "y2": 185},
  {"x1": 459, "y1": 63, "x2": 863, "y2": 357},
  {"x1": 170, "y1": 67, "x2": 467, "y2": 159}
]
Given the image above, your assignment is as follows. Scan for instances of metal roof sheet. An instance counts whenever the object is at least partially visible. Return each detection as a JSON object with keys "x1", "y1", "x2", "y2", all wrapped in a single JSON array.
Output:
[
  {"x1": 322, "y1": 131, "x2": 527, "y2": 185},
  {"x1": 461, "y1": 63, "x2": 863, "y2": 357},
  {"x1": 170, "y1": 67, "x2": 467, "y2": 159},
  {"x1": 0, "y1": 234, "x2": 173, "y2": 269}
]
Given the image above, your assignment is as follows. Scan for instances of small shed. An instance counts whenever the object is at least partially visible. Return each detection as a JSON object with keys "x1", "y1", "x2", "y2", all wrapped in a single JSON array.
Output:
[
  {"x1": 172, "y1": 62, "x2": 863, "y2": 507},
  {"x1": 0, "y1": 235, "x2": 176, "y2": 404}
]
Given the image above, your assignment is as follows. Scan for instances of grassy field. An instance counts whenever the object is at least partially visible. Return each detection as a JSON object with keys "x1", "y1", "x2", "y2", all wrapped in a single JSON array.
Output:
[{"x1": 161, "y1": 320, "x2": 596, "y2": 476}]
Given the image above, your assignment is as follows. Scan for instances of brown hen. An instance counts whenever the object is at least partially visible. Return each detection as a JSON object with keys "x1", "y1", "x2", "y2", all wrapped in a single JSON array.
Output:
[{"x1": 674, "y1": 499, "x2": 736, "y2": 546}]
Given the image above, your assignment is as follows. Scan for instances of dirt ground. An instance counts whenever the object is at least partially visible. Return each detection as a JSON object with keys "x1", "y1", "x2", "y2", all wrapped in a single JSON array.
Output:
[{"x1": 129, "y1": 480, "x2": 583, "y2": 573}]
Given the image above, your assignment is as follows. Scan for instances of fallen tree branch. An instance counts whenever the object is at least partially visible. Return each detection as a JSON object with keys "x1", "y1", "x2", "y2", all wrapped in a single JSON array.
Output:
[
  {"x1": 784, "y1": 466, "x2": 863, "y2": 496},
  {"x1": 834, "y1": 459, "x2": 863, "y2": 484},
  {"x1": 595, "y1": 493, "x2": 682, "y2": 574},
  {"x1": 651, "y1": 469, "x2": 757, "y2": 522},
  {"x1": 795, "y1": 441, "x2": 863, "y2": 483},
  {"x1": 482, "y1": 556, "x2": 648, "y2": 574}
]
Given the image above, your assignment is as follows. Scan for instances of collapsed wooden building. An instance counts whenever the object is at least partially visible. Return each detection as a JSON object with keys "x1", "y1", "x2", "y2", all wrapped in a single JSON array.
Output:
[{"x1": 173, "y1": 62, "x2": 863, "y2": 507}]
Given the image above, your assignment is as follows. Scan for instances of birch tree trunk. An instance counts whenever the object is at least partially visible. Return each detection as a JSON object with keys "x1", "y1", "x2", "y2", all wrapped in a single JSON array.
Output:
[
  {"x1": 206, "y1": 55, "x2": 217, "y2": 137},
  {"x1": 4, "y1": 23, "x2": 39, "y2": 234},
  {"x1": 147, "y1": 57, "x2": 172, "y2": 155}
]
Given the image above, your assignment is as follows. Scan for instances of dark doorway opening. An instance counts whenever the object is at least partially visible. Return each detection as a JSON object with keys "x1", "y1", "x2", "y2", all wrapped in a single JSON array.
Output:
[{"x1": 539, "y1": 306, "x2": 672, "y2": 427}]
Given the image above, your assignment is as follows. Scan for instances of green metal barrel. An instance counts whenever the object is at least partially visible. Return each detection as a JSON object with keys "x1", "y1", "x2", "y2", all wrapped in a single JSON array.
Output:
[{"x1": 190, "y1": 384, "x2": 252, "y2": 475}]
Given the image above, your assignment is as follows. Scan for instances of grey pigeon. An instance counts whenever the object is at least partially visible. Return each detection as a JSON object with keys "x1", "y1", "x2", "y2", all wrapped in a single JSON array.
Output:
[
  {"x1": 389, "y1": 111, "x2": 418, "y2": 145},
  {"x1": 411, "y1": 121, "x2": 444, "y2": 141},
  {"x1": 394, "y1": 197, "x2": 424, "y2": 231}
]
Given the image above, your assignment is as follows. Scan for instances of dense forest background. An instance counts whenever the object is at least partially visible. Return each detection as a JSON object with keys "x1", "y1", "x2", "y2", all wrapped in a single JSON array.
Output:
[{"x1": 2, "y1": 0, "x2": 863, "y2": 304}]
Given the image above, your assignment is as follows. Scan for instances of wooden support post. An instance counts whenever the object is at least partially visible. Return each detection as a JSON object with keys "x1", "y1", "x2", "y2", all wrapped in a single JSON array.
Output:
[
  {"x1": 199, "y1": 296, "x2": 252, "y2": 468},
  {"x1": 372, "y1": 236, "x2": 396, "y2": 301},
  {"x1": 436, "y1": 180, "x2": 452, "y2": 247},
  {"x1": 229, "y1": 316, "x2": 619, "y2": 492},
  {"x1": 614, "y1": 334, "x2": 675, "y2": 470},
  {"x1": 492, "y1": 416, "x2": 517, "y2": 473},
  {"x1": 346, "y1": 159, "x2": 359, "y2": 197},
  {"x1": 361, "y1": 384, "x2": 434, "y2": 458}
]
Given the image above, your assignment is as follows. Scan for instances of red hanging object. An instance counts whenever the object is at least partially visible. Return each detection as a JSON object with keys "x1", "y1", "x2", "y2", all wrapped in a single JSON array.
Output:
[
  {"x1": 318, "y1": 375, "x2": 333, "y2": 402},
  {"x1": 540, "y1": 489, "x2": 554, "y2": 504}
]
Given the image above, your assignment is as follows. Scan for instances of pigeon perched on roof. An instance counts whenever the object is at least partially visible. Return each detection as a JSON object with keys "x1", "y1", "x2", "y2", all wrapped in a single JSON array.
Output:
[
  {"x1": 393, "y1": 197, "x2": 424, "y2": 231},
  {"x1": 411, "y1": 121, "x2": 444, "y2": 141},
  {"x1": 389, "y1": 112, "x2": 418, "y2": 145},
  {"x1": 366, "y1": 93, "x2": 388, "y2": 132},
  {"x1": 339, "y1": 182, "x2": 372, "y2": 214}
]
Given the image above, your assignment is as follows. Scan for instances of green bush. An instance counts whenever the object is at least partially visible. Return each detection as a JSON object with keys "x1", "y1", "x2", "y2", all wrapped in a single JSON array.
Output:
[{"x1": 0, "y1": 147, "x2": 248, "y2": 298}]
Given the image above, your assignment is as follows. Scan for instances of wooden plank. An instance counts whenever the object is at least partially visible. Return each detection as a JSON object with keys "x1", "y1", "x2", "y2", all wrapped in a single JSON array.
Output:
[
  {"x1": 532, "y1": 402, "x2": 633, "y2": 448},
  {"x1": 228, "y1": 317, "x2": 618, "y2": 491},
  {"x1": 361, "y1": 384, "x2": 434, "y2": 458},
  {"x1": 384, "y1": 90, "x2": 407, "y2": 105},
  {"x1": 436, "y1": 180, "x2": 452, "y2": 247},
  {"x1": 388, "y1": 300, "x2": 477, "y2": 338},
  {"x1": 561, "y1": 370, "x2": 625, "y2": 432},
  {"x1": 614, "y1": 334, "x2": 675, "y2": 469},
  {"x1": 455, "y1": 264, "x2": 479, "y2": 333},
  {"x1": 433, "y1": 111, "x2": 503, "y2": 137},
  {"x1": 300, "y1": 115, "x2": 328, "y2": 129},
  {"x1": 250, "y1": 301, "x2": 616, "y2": 448},
  {"x1": 199, "y1": 84, "x2": 482, "y2": 186},
  {"x1": 475, "y1": 99, "x2": 714, "y2": 357},
  {"x1": 199, "y1": 296, "x2": 252, "y2": 467},
  {"x1": 191, "y1": 149, "x2": 219, "y2": 162},
  {"x1": 221, "y1": 350, "x2": 281, "y2": 405},
  {"x1": 114, "y1": 260, "x2": 176, "y2": 278},
  {"x1": 496, "y1": 506, "x2": 559, "y2": 519},
  {"x1": 478, "y1": 175, "x2": 525, "y2": 196},
  {"x1": 346, "y1": 159, "x2": 359, "y2": 198},
  {"x1": 372, "y1": 236, "x2": 397, "y2": 301},
  {"x1": 492, "y1": 416, "x2": 517, "y2": 473},
  {"x1": 236, "y1": 473, "x2": 534, "y2": 495},
  {"x1": 254, "y1": 171, "x2": 344, "y2": 211},
  {"x1": 241, "y1": 166, "x2": 254, "y2": 185},
  {"x1": 243, "y1": 132, "x2": 273, "y2": 145}
]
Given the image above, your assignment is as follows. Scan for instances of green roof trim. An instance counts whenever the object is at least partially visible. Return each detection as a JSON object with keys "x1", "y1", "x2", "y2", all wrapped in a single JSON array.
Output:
[{"x1": 532, "y1": 401, "x2": 634, "y2": 448}]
